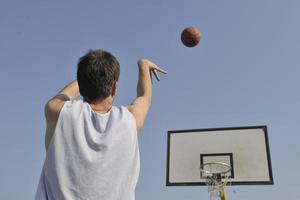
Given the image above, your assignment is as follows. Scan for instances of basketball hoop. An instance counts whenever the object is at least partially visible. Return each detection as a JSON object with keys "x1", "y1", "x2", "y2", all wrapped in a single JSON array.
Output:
[
  {"x1": 200, "y1": 162, "x2": 231, "y2": 200},
  {"x1": 167, "y1": 127, "x2": 274, "y2": 199}
]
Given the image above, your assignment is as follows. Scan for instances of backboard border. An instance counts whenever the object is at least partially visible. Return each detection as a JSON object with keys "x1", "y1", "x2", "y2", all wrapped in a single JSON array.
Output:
[{"x1": 166, "y1": 125, "x2": 274, "y2": 186}]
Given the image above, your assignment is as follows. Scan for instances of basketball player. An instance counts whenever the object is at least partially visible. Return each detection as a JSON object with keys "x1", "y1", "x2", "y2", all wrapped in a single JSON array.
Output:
[{"x1": 35, "y1": 49, "x2": 167, "y2": 200}]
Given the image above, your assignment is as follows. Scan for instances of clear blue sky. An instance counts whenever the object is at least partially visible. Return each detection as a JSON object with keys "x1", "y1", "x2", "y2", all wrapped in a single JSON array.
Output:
[{"x1": 1, "y1": 0, "x2": 299, "y2": 199}]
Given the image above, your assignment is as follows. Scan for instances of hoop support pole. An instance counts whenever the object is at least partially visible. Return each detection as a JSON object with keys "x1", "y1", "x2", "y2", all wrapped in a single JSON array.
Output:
[{"x1": 220, "y1": 185, "x2": 227, "y2": 200}]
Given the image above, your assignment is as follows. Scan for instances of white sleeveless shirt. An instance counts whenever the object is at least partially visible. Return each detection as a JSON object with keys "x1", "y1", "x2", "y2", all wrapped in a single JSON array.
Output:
[{"x1": 35, "y1": 100, "x2": 140, "y2": 200}]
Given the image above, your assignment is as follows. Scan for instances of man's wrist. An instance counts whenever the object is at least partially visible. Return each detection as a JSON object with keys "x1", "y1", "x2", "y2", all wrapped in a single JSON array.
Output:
[{"x1": 137, "y1": 59, "x2": 150, "y2": 69}]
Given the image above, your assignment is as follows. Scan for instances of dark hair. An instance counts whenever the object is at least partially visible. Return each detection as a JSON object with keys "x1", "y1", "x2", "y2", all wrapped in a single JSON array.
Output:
[{"x1": 77, "y1": 49, "x2": 120, "y2": 102}]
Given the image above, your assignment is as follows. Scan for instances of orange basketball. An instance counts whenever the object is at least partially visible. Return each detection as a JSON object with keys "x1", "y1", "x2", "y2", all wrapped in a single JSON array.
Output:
[{"x1": 181, "y1": 26, "x2": 201, "y2": 47}]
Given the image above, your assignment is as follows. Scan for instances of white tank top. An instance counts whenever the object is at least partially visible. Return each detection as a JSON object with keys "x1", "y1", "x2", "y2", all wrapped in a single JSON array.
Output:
[{"x1": 35, "y1": 100, "x2": 140, "y2": 200}]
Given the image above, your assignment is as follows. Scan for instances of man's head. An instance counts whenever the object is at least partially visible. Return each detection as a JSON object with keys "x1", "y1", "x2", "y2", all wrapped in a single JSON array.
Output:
[{"x1": 77, "y1": 49, "x2": 120, "y2": 102}]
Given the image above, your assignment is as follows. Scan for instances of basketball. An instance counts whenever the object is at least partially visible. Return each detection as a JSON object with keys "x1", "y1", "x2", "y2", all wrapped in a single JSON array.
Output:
[{"x1": 181, "y1": 26, "x2": 201, "y2": 47}]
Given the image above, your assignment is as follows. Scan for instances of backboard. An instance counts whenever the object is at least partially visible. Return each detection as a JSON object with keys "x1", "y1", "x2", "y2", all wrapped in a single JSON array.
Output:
[{"x1": 166, "y1": 126, "x2": 273, "y2": 186}]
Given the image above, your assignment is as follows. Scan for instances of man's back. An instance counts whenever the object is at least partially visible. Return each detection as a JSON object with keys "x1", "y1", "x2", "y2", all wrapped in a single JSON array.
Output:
[
  {"x1": 35, "y1": 100, "x2": 139, "y2": 200},
  {"x1": 35, "y1": 50, "x2": 166, "y2": 199}
]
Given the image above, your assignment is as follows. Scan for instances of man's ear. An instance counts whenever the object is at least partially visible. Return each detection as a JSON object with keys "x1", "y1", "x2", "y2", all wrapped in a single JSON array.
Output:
[{"x1": 111, "y1": 81, "x2": 118, "y2": 97}]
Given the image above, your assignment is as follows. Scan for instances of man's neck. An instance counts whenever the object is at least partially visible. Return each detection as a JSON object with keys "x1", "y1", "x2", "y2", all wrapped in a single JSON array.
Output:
[{"x1": 88, "y1": 97, "x2": 113, "y2": 114}]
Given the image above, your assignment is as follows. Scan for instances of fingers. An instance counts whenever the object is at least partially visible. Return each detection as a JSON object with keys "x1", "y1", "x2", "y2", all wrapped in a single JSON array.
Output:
[
  {"x1": 152, "y1": 70, "x2": 160, "y2": 81},
  {"x1": 150, "y1": 64, "x2": 167, "y2": 82},
  {"x1": 138, "y1": 58, "x2": 167, "y2": 82},
  {"x1": 150, "y1": 63, "x2": 168, "y2": 74},
  {"x1": 154, "y1": 66, "x2": 168, "y2": 74}
]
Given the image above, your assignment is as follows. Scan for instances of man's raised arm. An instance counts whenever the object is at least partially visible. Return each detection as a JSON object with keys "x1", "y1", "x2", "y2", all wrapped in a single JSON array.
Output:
[
  {"x1": 44, "y1": 80, "x2": 80, "y2": 151},
  {"x1": 127, "y1": 59, "x2": 167, "y2": 132}
]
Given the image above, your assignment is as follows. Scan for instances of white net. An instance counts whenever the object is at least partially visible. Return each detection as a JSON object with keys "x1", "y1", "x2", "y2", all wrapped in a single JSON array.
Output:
[
  {"x1": 200, "y1": 162, "x2": 231, "y2": 200},
  {"x1": 206, "y1": 175, "x2": 228, "y2": 199}
]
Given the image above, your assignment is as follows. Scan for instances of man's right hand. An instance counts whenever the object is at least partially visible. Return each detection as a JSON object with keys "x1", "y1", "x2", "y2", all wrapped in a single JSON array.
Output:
[
  {"x1": 137, "y1": 58, "x2": 167, "y2": 81},
  {"x1": 127, "y1": 58, "x2": 167, "y2": 132}
]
